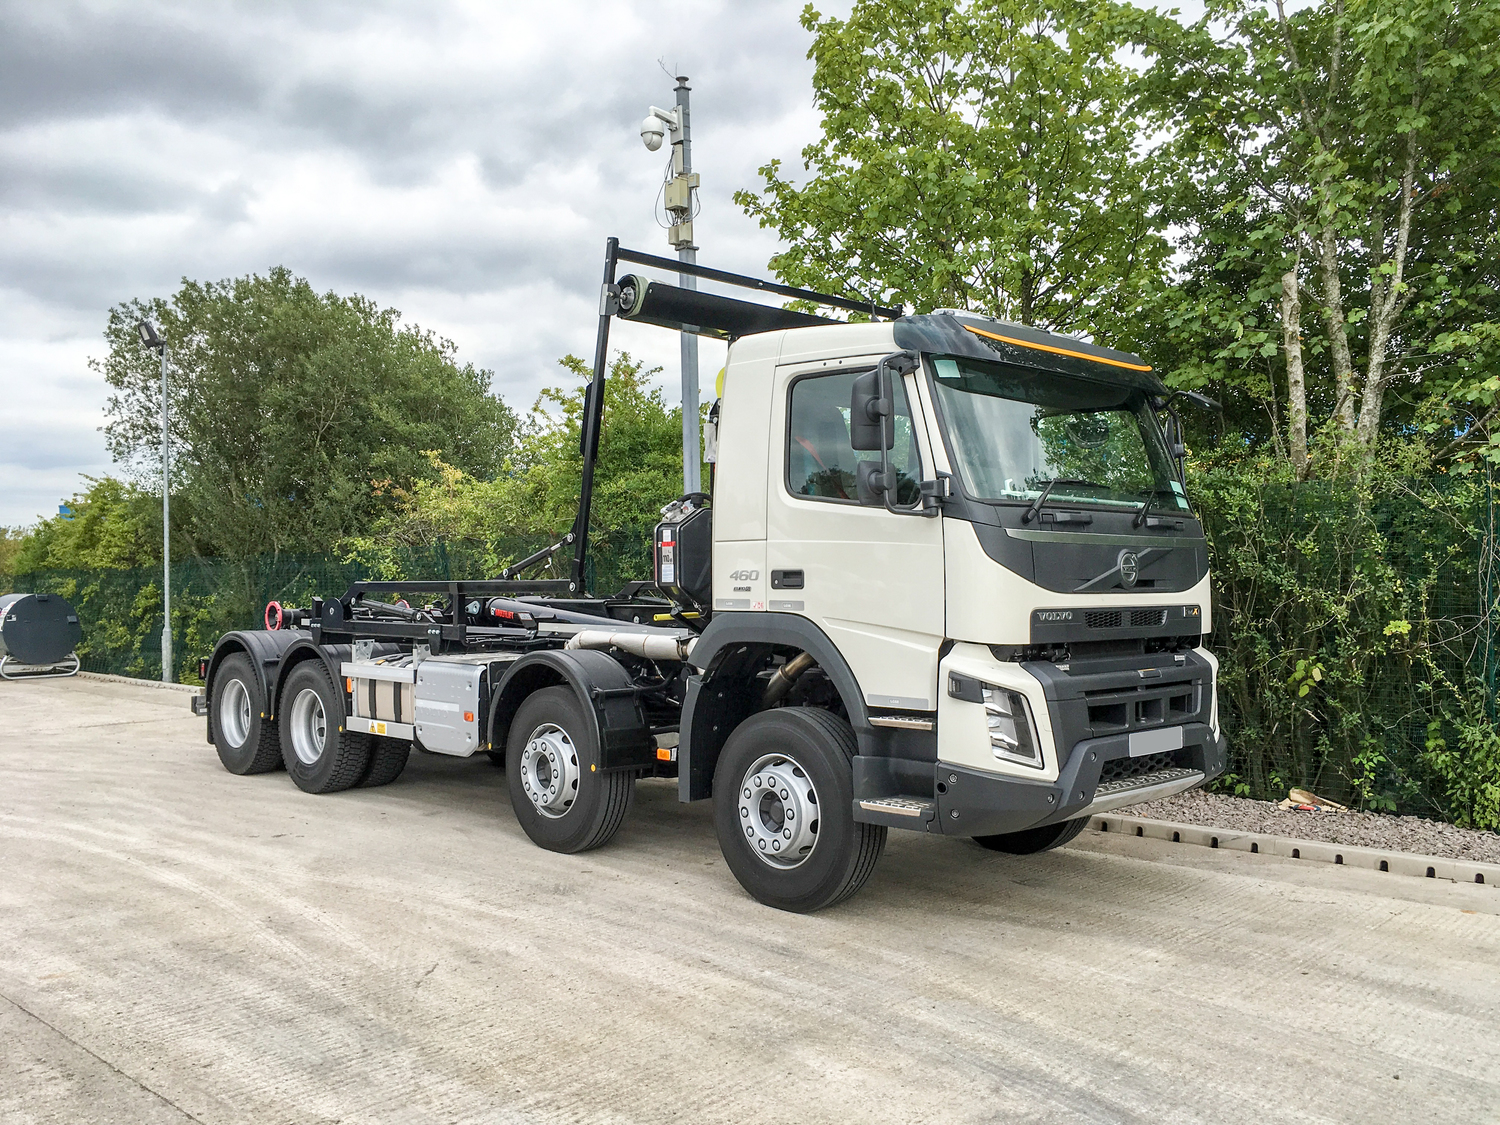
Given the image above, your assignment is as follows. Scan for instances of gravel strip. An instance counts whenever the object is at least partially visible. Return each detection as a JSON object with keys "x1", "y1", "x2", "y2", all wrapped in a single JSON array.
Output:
[
  {"x1": 75, "y1": 671, "x2": 202, "y2": 693},
  {"x1": 1121, "y1": 789, "x2": 1500, "y2": 865}
]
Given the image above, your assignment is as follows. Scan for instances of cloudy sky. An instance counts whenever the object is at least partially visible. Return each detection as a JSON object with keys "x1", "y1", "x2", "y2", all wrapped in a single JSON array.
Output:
[{"x1": 0, "y1": 0, "x2": 855, "y2": 527}]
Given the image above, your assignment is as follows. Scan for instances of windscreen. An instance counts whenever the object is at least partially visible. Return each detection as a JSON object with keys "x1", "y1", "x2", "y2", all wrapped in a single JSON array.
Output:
[{"x1": 929, "y1": 355, "x2": 1189, "y2": 512}]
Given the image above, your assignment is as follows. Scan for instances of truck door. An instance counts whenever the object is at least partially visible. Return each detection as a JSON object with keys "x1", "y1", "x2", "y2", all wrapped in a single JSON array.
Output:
[{"x1": 766, "y1": 364, "x2": 945, "y2": 711}]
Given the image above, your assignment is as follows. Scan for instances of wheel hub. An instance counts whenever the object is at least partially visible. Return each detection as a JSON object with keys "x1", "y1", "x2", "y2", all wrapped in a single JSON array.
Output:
[
  {"x1": 738, "y1": 753, "x2": 819, "y2": 868},
  {"x1": 220, "y1": 678, "x2": 251, "y2": 748},
  {"x1": 289, "y1": 686, "x2": 327, "y2": 765},
  {"x1": 520, "y1": 723, "x2": 580, "y2": 819}
]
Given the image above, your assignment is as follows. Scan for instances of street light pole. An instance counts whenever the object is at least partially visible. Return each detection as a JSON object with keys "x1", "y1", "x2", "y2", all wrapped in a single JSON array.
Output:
[
  {"x1": 671, "y1": 75, "x2": 701, "y2": 497},
  {"x1": 137, "y1": 318, "x2": 172, "y2": 683},
  {"x1": 159, "y1": 340, "x2": 171, "y2": 683}
]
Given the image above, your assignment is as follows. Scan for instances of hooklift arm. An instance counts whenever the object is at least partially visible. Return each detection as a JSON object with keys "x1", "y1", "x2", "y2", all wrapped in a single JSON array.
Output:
[
  {"x1": 570, "y1": 237, "x2": 620, "y2": 595},
  {"x1": 568, "y1": 237, "x2": 902, "y2": 596}
]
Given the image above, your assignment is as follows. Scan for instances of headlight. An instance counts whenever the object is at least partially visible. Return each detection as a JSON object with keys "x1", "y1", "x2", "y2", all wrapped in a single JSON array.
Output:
[{"x1": 981, "y1": 684, "x2": 1041, "y2": 767}]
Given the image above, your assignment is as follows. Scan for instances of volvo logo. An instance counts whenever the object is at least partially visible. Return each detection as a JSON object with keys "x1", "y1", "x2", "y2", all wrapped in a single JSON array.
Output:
[{"x1": 1118, "y1": 550, "x2": 1141, "y2": 587}]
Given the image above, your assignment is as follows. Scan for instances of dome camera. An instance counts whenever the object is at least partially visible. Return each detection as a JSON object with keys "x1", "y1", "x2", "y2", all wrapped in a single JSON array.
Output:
[{"x1": 641, "y1": 115, "x2": 666, "y2": 151}]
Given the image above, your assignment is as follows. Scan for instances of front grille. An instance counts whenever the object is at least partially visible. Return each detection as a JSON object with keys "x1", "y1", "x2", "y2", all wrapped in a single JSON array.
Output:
[{"x1": 1080, "y1": 608, "x2": 1169, "y2": 631}]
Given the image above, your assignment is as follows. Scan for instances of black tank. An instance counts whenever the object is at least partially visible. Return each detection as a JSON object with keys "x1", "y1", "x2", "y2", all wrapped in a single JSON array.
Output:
[{"x1": 0, "y1": 592, "x2": 83, "y2": 665}]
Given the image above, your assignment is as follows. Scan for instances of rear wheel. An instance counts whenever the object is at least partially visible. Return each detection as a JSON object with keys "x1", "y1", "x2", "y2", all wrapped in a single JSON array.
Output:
[
  {"x1": 359, "y1": 736, "x2": 411, "y2": 787},
  {"x1": 209, "y1": 653, "x2": 282, "y2": 774},
  {"x1": 972, "y1": 817, "x2": 1089, "y2": 854},
  {"x1": 278, "y1": 661, "x2": 371, "y2": 793},
  {"x1": 713, "y1": 708, "x2": 886, "y2": 912},
  {"x1": 505, "y1": 686, "x2": 633, "y2": 853}
]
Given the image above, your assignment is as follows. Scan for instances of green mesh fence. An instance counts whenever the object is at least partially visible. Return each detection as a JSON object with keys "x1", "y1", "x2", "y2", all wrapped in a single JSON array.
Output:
[{"x1": 1, "y1": 535, "x2": 651, "y2": 685}]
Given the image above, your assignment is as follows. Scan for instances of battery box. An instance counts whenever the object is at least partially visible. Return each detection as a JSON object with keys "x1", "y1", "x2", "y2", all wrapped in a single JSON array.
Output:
[{"x1": 654, "y1": 505, "x2": 712, "y2": 608}]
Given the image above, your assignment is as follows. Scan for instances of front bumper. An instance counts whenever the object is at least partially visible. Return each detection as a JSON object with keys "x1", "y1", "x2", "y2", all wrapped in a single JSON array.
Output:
[
  {"x1": 931, "y1": 722, "x2": 1225, "y2": 836},
  {"x1": 853, "y1": 645, "x2": 1226, "y2": 834}
]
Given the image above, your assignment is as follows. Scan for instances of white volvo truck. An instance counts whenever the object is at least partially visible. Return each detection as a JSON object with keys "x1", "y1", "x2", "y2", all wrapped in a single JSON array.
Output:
[{"x1": 194, "y1": 238, "x2": 1224, "y2": 912}]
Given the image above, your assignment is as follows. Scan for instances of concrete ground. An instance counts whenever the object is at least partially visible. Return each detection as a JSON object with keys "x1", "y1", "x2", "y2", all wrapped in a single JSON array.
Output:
[{"x1": 2, "y1": 677, "x2": 1497, "y2": 1125}]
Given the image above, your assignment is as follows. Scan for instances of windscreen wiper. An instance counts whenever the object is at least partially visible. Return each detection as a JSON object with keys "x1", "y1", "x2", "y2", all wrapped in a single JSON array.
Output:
[
  {"x1": 1133, "y1": 487, "x2": 1184, "y2": 529},
  {"x1": 1022, "y1": 478, "x2": 1096, "y2": 523}
]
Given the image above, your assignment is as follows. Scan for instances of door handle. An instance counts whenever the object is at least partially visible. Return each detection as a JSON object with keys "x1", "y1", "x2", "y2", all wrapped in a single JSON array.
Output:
[{"x1": 771, "y1": 569, "x2": 804, "y2": 590}]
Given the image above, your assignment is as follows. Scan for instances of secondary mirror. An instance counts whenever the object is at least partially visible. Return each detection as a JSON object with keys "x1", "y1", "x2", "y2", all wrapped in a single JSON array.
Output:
[{"x1": 856, "y1": 460, "x2": 891, "y2": 505}]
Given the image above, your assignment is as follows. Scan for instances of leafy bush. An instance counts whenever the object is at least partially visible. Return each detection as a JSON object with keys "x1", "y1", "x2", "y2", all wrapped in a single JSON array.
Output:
[{"x1": 1198, "y1": 447, "x2": 1500, "y2": 827}]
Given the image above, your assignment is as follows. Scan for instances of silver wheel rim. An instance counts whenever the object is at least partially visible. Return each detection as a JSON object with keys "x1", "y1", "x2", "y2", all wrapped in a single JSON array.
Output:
[
  {"x1": 739, "y1": 752, "x2": 819, "y2": 868},
  {"x1": 220, "y1": 678, "x2": 252, "y2": 748},
  {"x1": 289, "y1": 687, "x2": 327, "y2": 766},
  {"x1": 520, "y1": 722, "x2": 580, "y2": 819}
]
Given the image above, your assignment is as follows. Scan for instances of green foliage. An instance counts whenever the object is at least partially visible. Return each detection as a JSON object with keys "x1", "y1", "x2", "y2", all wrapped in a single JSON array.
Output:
[
  {"x1": 1134, "y1": 0, "x2": 1500, "y2": 455},
  {"x1": 10, "y1": 477, "x2": 168, "y2": 573},
  {"x1": 735, "y1": 0, "x2": 1171, "y2": 335},
  {"x1": 1197, "y1": 447, "x2": 1500, "y2": 826},
  {"x1": 96, "y1": 267, "x2": 517, "y2": 559},
  {"x1": 0, "y1": 528, "x2": 24, "y2": 588}
]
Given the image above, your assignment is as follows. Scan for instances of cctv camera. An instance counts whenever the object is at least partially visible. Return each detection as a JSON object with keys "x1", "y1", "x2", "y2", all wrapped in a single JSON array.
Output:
[{"x1": 641, "y1": 115, "x2": 665, "y2": 151}]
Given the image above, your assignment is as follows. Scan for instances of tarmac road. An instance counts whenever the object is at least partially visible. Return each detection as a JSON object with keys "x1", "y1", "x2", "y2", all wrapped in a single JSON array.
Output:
[{"x1": 2, "y1": 675, "x2": 1497, "y2": 1125}]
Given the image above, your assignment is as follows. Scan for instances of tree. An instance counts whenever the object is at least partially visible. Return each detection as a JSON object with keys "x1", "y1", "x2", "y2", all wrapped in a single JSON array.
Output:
[
  {"x1": 734, "y1": 0, "x2": 1171, "y2": 338},
  {"x1": 0, "y1": 527, "x2": 26, "y2": 582},
  {"x1": 96, "y1": 268, "x2": 517, "y2": 558},
  {"x1": 1136, "y1": 0, "x2": 1500, "y2": 473}
]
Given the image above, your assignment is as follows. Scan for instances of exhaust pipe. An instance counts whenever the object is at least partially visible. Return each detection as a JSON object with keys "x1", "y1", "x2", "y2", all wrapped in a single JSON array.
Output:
[
  {"x1": 565, "y1": 630, "x2": 697, "y2": 662},
  {"x1": 763, "y1": 651, "x2": 815, "y2": 707}
]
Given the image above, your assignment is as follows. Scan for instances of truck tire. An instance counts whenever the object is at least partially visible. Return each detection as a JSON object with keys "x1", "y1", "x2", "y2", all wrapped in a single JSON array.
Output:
[
  {"x1": 713, "y1": 707, "x2": 886, "y2": 912},
  {"x1": 278, "y1": 661, "x2": 371, "y2": 794},
  {"x1": 209, "y1": 653, "x2": 283, "y2": 775},
  {"x1": 359, "y1": 736, "x2": 410, "y2": 787},
  {"x1": 972, "y1": 816, "x2": 1089, "y2": 854},
  {"x1": 505, "y1": 686, "x2": 634, "y2": 853}
]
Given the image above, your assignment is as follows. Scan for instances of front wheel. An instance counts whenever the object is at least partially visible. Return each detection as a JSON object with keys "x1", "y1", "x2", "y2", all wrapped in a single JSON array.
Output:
[
  {"x1": 713, "y1": 708, "x2": 886, "y2": 912},
  {"x1": 505, "y1": 687, "x2": 633, "y2": 853},
  {"x1": 972, "y1": 817, "x2": 1089, "y2": 855}
]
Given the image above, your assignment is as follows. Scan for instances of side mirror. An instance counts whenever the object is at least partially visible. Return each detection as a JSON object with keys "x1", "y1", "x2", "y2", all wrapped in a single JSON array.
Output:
[
  {"x1": 850, "y1": 369, "x2": 893, "y2": 451},
  {"x1": 856, "y1": 460, "x2": 892, "y2": 505}
]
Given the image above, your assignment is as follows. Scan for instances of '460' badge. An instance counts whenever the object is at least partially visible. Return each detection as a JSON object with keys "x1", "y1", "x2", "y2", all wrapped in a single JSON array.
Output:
[{"x1": 729, "y1": 569, "x2": 760, "y2": 581}]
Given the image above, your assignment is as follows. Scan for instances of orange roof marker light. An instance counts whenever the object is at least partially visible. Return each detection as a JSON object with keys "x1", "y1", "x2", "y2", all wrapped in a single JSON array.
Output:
[{"x1": 961, "y1": 323, "x2": 1154, "y2": 373}]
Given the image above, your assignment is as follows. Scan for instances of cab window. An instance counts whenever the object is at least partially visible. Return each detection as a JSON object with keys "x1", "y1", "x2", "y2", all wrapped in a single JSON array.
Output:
[{"x1": 786, "y1": 370, "x2": 922, "y2": 505}]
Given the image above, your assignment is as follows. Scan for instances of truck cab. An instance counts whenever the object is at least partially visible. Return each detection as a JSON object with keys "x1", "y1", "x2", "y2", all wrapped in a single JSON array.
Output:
[{"x1": 681, "y1": 311, "x2": 1222, "y2": 869}]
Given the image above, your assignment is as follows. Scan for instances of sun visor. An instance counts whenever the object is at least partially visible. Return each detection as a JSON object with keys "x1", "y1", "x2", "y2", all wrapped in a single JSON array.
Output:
[
  {"x1": 894, "y1": 313, "x2": 1167, "y2": 393},
  {"x1": 614, "y1": 275, "x2": 838, "y2": 339}
]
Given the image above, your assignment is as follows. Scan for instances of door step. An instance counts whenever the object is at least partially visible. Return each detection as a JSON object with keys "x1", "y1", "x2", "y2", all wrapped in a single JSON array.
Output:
[{"x1": 855, "y1": 795, "x2": 936, "y2": 829}]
